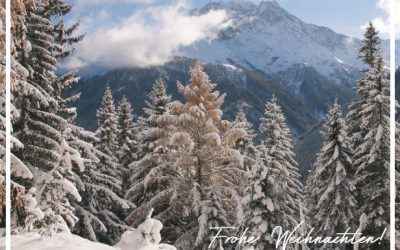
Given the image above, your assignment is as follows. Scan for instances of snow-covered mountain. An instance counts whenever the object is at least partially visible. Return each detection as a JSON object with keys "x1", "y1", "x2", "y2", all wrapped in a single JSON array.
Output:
[
  {"x1": 180, "y1": 0, "x2": 395, "y2": 87},
  {"x1": 69, "y1": 0, "x2": 394, "y2": 181}
]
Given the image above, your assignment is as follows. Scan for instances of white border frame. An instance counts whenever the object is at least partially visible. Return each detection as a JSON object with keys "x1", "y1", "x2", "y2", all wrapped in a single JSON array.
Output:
[{"x1": 390, "y1": 0, "x2": 396, "y2": 249}]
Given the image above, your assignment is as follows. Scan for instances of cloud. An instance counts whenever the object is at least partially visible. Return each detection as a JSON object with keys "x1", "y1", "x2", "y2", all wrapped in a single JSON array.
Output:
[
  {"x1": 64, "y1": 0, "x2": 231, "y2": 69},
  {"x1": 361, "y1": 0, "x2": 400, "y2": 37}
]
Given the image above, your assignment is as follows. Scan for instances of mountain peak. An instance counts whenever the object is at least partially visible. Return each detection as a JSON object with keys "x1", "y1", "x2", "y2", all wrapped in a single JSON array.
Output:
[
  {"x1": 183, "y1": 0, "x2": 394, "y2": 86},
  {"x1": 201, "y1": 0, "x2": 256, "y2": 13},
  {"x1": 202, "y1": 0, "x2": 282, "y2": 13}
]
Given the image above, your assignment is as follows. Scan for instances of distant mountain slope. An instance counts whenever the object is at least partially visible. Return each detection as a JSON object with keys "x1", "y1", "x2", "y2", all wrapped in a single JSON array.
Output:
[
  {"x1": 295, "y1": 122, "x2": 324, "y2": 183},
  {"x1": 274, "y1": 64, "x2": 354, "y2": 117},
  {"x1": 69, "y1": 58, "x2": 317, "y2": 133},
  {"x1": 67, "y1": 58, "x2": 356, "y2": 180}
]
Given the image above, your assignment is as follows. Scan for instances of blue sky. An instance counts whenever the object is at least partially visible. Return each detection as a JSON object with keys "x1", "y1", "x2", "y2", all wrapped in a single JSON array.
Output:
[{"x1": 66, "y1": 0, "x2": 386, "y2": 38}]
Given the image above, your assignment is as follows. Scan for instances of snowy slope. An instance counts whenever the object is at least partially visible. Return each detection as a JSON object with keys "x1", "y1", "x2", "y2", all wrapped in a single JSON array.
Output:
[
  {"x1": 3, "y1": 233, "x2": 114, "y2": 250},
  {"x1": 1, "y1": 211, "x2": 176, "y2": 250},
  {"x1": 2, "y1": 233, "x2": 175, "y2": 250},
  {"x1": 180, "y1": 0, "x2": 396, "y2": 86}
]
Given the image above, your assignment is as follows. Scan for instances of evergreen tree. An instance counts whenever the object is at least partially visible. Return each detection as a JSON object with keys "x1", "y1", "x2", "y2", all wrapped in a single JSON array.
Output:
[
  {"x1": 245, "y1": 97, "x2": 302, "y2": 249},
  {"x1": 347, "y1": 23, "x2": 381, "y2": 168},
  {"x1": 95, "y1": 86, "x2": 124, "y2": 192},
  {"x1": 306, "y1": 101, "x2": 357, "y2": 249},
  {"x1": 1, "y1": 0, "x2": 36, "y2": 221},
  {"x1": 231, "y1": 109, "x2": 258, "y2": 238},
  {"x1": 116, "y1": 96, "x2": 138, "y2": 189},
  {"x1": 70, "y1": 127, "x2": 133, "y2": 244},
  {"x1": 358, "y1": 23, "x2": 380, "y2": 69},
  {"x1": 231, "y1": 108, "x2": 257, "y2": 172},
  {"x1": 96, "y1": 85, "x2": 119, "y2": 158},
  {"x1": 91, "y1": 86, "x2": 133, "y2": 243},
  {"x1": 353, "y1": 52, "x2": 389, "y2": 248},
  {"x1": 34, "y1": 128, "x2": 84, "y2": 235},
  {"x1": 136, "y1": 77, "x2": 172, "y2": 159},
  {"x1": 125, "y1": 78, "x2": 178, "y2": 242},
  {"x1": 11, "y1": 1, "x2": 83, "y2": 232}
]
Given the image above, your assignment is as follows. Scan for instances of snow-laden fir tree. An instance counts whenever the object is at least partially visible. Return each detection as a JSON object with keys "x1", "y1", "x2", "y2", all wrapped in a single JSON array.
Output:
[
  {"x1": 95, "y1": 86, "x2": 124, "y2": 192},
  {"x1": 31, "y1": 1, "x2": 131, "y2": 239},
  {"x1": 70, "y1": 127, "x2": 133, "y2": 244},
  {"x1": 231, "y1": 108, "x2": 257, "y2": 172},
  {"x1": 230, "y1": 108, "x2": 258, "y2": 236},
  {"x1": 11, "y1": 0, "x2": 85, "y2": 232},
  {"x1": 92, "y1": 86, "x2": 134, "y2": 243},
  {"x1": 244, "y1": 96, "x2": 302, "y2": 250},
  {"x1": 51, "y1": 13, "x2": 133, "y2": 241},
  {"x1": 50, "y1": 0, "x2": 84, "y2": 125},
  {"x1": 305, "y1": 101, "x2": 357, "y2": 250},
  {"x1": 0, "y1": 1, "x2": 35, "y2": 221},
  {"x1": 135, "y1": 77, "x2": 172, "y2": 160},
  {"x1": 34, "y1": 127, "x2": 84, "y2": 235},
  {"x1": 168, "y1": 62, "x2": 246, "y2": 249},
  {"x1": 7, "y1": 0, "x2": 47, "y2": 230},
  {"x1": 358, "y1": 22, "x2": 380, "y2": 69},
  {"x1": 116, "y1": 96, "x2": 138, "y2": 190},
  {"x1": 124, "y1": 78, "x2": 179, "y2": 242},
  {"x1": 353, "y1": 52, "x2": 389, "y2": 248},
  {"x1": 347, "y1": 23, "x2": 381, "y2": 176},
  {"x1": 96, "y1": 85, "x2": 119, "y2": 158}
]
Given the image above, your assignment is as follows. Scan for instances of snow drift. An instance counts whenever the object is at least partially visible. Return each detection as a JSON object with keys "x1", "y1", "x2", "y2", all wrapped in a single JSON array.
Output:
[{"x1": 0, "y1": 209, "x2": 176, "y2": 250}]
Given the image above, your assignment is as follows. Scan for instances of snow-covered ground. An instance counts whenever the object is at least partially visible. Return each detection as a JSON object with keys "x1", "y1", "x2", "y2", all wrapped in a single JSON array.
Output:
[
  {"x1": 1, "y1": 233, "x2": 176, "y2": 250},
  {"x1": 3, "y1": 233, "x2": 113, "y2": 250},
  {"x1": 0, "y1": 210, "x2": 176, "y2": 250}
]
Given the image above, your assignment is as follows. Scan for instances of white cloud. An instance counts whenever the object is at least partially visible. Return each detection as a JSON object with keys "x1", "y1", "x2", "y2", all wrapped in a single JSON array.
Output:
[
  {"x1": 64, "y1": 0, "x2": 231, "y2": 69},
  {"x1": 361, "y1": 0, "x2": 400, "y2": 37}
]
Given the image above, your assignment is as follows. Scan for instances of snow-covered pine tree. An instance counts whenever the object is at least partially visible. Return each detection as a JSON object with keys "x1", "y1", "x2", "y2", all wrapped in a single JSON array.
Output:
[
  {"x1": 96, "y1": 85, "x2": 118, "y2": 158},
  {"x1": 136, "y1": 77, "x2": 172, "y2": 160},
  {"x1": 358, "y1": 22, "x2": 380, "y2": 69},
  {"x1": 168, "y1": 62, "x2": 246, "y2": 249},
  {"x1": 10, "y1": 0, "x2": 85, "y2": 232},
  {"x1": 353, "y1": 52, "x2": 390, "y2": 248},
  {"x1": 116, "y1": 96, "x2": 138, "y2": 189},
  {"x1": 231, "y1": 108, "x2": 257, "y2": 172},
  {"x1": 14, "y1": 0, "x2": 58, "y2": 172},
  {"x1": 34, "y1": 128, "x2": 84, "y2": 235},
  {"x1": 70, "y1": 127, "x2": 133, "y2": 244},
  {"x1": 92, "y1": 86, "x2": 135, "y2": 243},
  {"x1": 245, "y1": 96, "x2": 302, "y2": 250},
  {"x1": 230, "y1": 109, "x2": 258, "y2": 236},
  {"x1": 124, "y1": 78, "x2": 179, "y2": 243},
  {"x1": 95, "y1": 86, "x2": 124, "y2": 189},
  {"x1": 50, "y1": 0, "x2": 84, "y2": 125},
  {"x1": 36, "y1": 6, "x2": 132, "y2": 240},
  {"x1": 305, "y1": 101, "x2": 357, "y2": 249},
  {"x1": 347, "y1": 23, "x2": 381, "y2": 177},
  {"x1": 244, "y1": 157, "x2": 275, "y2": 249},
  {"x1": 7, "y1": 0, "x2": 51, "y2": 230}
]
